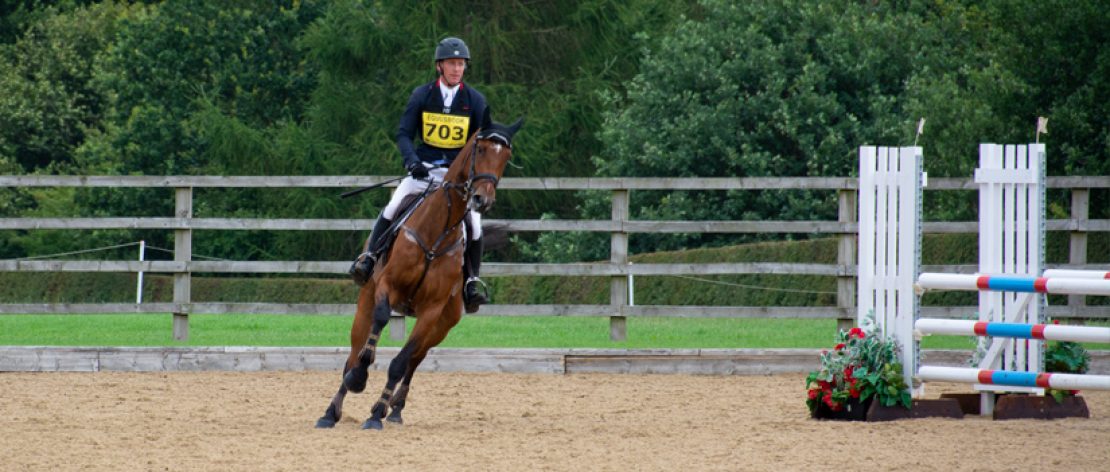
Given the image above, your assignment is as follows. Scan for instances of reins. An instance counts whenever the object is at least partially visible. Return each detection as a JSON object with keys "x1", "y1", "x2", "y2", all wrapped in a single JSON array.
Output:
[{"x1": 401, "y1": 135, "x2": 500, "y2": 305}]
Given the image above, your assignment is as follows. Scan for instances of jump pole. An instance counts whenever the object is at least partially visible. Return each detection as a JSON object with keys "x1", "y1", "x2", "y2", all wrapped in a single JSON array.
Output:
[
  {"x1": 915, "y1": 319, "x2": 1110, "y2": 344},
  {"x1": 919, "y1": 366, "x2": 1110, "y2": 391},
  {"x1": 1042, "y1": 269, "x2": 1110, "y2": 280},
  {"x1": 916, "y1": 273, "x2": 1110, "y2": 297}
]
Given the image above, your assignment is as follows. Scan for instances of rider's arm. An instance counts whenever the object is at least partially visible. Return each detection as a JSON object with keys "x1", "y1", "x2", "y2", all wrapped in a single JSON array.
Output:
[{"x1": 396, "y1": 86, "x2": 425, "y2": 169}]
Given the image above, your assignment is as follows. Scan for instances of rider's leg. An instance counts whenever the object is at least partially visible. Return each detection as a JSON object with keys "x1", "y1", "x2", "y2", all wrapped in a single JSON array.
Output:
[
  {"x1": 348, "y1": 174, "x2": 430, "y2": 286},
  {"x1": 463, "y1": 211, "x2": 488, "y2": 313},
  {"x1": 349, "y1": 216, "x2": 392, "y2": 285}
]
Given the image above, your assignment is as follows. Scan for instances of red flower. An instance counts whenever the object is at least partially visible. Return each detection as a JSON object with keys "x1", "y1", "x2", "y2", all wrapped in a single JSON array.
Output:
[
  {"x1": 844, "y1": 366, "x2": 854, "y2": 378},
  {"x1": 834, "y1": 343, "x2": 846, "y2": 351},
  {"x1": 808, "y1": 389, "x2": 819, "y2": 400},
  {"x1": 1052, "y1": 319, "x2": 1060, "y2": 325},
  {"x1": 1070, "y1": 390, "x2": 1080, "y2": 395},
  {"x1": 849, "y1": 387, "x2": 860, "y2": 398},
  {"x1": 848, "y1": 327, "x2": 865, "y2": 339}
]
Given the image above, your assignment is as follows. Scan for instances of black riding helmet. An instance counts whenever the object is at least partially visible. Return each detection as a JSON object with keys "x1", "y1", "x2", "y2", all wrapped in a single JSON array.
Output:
[{"x1": 434, "y1": 36, "x2": 471, "y2": 62}]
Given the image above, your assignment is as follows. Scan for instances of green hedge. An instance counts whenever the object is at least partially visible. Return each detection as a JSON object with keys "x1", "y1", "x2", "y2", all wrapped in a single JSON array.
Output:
[{"x1": 2, "y1": 233, "x2": 1107, "y2": 306}]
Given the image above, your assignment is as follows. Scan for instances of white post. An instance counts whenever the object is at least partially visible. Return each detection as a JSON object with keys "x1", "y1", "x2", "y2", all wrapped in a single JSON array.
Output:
[
  {"x1": 628, "y1": 262, "x2": 634, "y2": 307},
  {"x1": 136, "y1": 240, "x2": 145, "y2": 304}
]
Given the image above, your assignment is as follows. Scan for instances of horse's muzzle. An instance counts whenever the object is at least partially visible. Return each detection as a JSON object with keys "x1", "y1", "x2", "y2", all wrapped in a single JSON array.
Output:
[{"x1": 470, "y1": 193, "x2": 493, "y2": 213}]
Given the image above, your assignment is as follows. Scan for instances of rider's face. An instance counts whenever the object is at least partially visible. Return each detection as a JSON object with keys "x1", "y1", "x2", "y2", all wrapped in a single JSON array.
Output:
[{"x1": 438, "y1": 58, "x2": 466, "y2": 86}]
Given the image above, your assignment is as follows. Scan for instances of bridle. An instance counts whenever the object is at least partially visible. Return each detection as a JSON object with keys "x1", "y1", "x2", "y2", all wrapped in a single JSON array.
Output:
[{"x1": 460, "y1": 130, "x2": 512, "y2": 199}]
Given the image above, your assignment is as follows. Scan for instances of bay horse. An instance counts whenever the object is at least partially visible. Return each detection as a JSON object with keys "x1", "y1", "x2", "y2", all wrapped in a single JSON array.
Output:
[{"x1": 316, "y1": 118, "x2": 522, "y2": 430}]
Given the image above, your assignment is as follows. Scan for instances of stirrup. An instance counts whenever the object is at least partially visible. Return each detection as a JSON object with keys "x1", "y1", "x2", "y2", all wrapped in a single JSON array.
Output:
[
  {"x1": 463, "y1": 277, "x2": 489, "y2": 313},
  {"x1": 349, "y1": 252, "x2": 377, "y2": 286}
]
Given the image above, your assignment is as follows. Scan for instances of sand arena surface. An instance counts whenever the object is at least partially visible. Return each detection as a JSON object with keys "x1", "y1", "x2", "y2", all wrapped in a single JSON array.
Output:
[{"x1": 1, "y1": 371, "x2": 1109, "y2": 471}]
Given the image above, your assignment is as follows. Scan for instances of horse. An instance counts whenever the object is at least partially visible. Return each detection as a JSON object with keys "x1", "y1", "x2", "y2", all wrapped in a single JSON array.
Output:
[{"x1": 316, "y1": 118, "x2": 522, "y2": 430}]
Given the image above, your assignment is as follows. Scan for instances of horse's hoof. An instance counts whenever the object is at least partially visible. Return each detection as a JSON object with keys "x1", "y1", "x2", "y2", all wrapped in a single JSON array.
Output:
[
  {"x1": 315, "y1": 416, "x2": 337, "y2": 428},
  {"x1": 386, "y1": 413, "x2": 403, "y2": 425},
  {"x1": 343, "y1": 368, "x2": 368, "y2": 394},
  {"x1": 361, "y1": 418, "x2": 383, "y2": 430}
]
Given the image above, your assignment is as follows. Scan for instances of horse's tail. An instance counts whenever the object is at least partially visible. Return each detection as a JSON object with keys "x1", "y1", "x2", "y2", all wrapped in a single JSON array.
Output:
[{"x1": 481, "y1": 222, "x2": 511, "y2": 251}]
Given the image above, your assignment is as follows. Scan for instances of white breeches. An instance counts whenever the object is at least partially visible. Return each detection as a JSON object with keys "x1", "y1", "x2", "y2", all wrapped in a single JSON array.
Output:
[{"x1": 381, "y1": 165, "x2": 481, "y2": 240}]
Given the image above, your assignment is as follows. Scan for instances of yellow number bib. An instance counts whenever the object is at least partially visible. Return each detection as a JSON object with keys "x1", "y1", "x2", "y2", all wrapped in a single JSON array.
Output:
[{"x1": 422, "y1": 112, "x2": 470, "y2": 148}]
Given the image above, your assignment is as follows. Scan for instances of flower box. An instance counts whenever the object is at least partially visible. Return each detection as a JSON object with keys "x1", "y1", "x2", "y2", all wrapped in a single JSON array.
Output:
[
  {"x1": 810, "y1": 396, "x2": 872, "y2": 421},
  {"x1": 805, "y1": 315, "x2": 913, "y2": 420}
]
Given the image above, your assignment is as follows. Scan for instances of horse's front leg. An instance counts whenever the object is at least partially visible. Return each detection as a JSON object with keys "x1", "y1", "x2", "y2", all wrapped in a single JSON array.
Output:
[
  {"x1": 315, "y1": 383, "x2": 349, "y2": 428},
  {"x1": 315, "y1": 283, "x2": 387, "y2": 428},
  {"x1": 365, "y1": 302, "x2": 460, "y2": 430},
  {"x1": 343, "y1": 293, "x2": 392, "y2": 394},
  {"x1": 362, "y1": 336, "x2": 418, "y2": 430},
  {"x1": 384, "y1": 355, "x2": 421, "y2": 426}
]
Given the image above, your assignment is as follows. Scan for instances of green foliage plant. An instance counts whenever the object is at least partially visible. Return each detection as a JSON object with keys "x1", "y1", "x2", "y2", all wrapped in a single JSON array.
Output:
[
  {"x1": 1043, "y1": 337, "x2": 1090, "y2": 403},
  {"x1": 806, "y1": 311, "x2": 912, "y2": 414}
]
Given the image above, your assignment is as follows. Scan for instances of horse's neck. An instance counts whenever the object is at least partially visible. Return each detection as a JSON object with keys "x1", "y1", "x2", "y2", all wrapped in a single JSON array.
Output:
[
  {"x1": 407, "y1": 179, "x2": 468, "y2": 237},
  {"x1": 404, "y1": 141, "x2": 473, "y2": 235}
]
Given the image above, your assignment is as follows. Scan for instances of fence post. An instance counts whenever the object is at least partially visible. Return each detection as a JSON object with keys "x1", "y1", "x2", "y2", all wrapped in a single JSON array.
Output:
[
  {"x1": 837, "y1": 188, "x2": 857, "y2": 332},
  {"x1": 610, "y1": 189, "x2": 629, "y2": 341},
  {"x1": 1068, "y1": 188, "x2": 1090, "y2": 318},
  {"x1": 389, "y1": 315, "x2": 406, "y2": 341},
  {"x1": 173, "y1": 187, "x2": 193, "y2": 341}
]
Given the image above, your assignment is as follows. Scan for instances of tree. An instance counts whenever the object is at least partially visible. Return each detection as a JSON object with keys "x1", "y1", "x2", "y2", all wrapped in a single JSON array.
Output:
[
  {"x1": 586, "y1": 0, "x2": 936, "y2": 255},
  {"x1": 0, "y1": 1, "x2": 126, "y2": 173}
]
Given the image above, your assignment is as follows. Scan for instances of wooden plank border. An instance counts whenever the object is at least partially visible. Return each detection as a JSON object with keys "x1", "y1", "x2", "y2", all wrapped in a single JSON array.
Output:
[{"x1": 2, "y1": 347, "x2": 1107, "y2": 375}]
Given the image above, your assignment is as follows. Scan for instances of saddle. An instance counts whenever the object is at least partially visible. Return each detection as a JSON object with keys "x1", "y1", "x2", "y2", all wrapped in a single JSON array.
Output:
[
  {"x1": 371, "y1": 186, "x2": 473, "y2": 268},
  {"x1": 370, "y1": 193, "x2": 423, "y2": 267}
]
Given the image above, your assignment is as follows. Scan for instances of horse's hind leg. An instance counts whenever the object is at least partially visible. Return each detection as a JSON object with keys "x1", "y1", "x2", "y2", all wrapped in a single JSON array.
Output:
[{"x1": 343, "y1": 294, "x2": 392, "y2": 394}]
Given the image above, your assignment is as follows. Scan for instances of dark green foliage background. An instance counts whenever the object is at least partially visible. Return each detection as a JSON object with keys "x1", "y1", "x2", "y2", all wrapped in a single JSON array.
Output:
[{"x1": 1, "y1": 0, "x2": 1107, "y2": 266}]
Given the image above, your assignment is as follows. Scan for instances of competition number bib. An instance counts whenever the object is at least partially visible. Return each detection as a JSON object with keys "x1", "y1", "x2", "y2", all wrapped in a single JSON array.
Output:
[{"x1": 422, "y1": 112, "x2": 470, "y2": 148}]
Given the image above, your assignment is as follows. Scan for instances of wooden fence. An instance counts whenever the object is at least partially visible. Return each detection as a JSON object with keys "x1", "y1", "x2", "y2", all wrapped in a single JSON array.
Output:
[{"x1": 1, "y1": 175, "x2": 1108, "y2": 341}]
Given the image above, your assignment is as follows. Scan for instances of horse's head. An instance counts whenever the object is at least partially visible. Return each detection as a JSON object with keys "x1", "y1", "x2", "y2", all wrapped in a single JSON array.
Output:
[{"x1": 459, "y1": 117, "x2": 523, "y2": 213}]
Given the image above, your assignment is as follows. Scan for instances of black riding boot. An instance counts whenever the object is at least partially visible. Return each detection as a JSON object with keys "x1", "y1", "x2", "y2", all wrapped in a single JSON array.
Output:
[
  {"x1": 463, "y1": 236, "x2": 488, "y2": 313},
  {"x1": 349, "y1": 216, "x2": 393, "y2": 286}
]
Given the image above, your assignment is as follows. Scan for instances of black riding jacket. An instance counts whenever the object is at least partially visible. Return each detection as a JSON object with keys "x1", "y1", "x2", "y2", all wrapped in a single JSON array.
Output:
[{"x1": 396, "y1": 79, "x2": 491, "y2": 169}]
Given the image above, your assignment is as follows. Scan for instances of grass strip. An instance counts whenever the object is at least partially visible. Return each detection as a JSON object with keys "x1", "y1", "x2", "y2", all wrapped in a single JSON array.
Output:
[{"x1": 5, "y1": 314, "x2": 1096, "y2": 350}]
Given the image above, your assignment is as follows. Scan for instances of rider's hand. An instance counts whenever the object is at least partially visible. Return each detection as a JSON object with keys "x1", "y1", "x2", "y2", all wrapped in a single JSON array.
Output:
[{"x1": 407, "y1": 162, "x2": 429, "y2": 180}]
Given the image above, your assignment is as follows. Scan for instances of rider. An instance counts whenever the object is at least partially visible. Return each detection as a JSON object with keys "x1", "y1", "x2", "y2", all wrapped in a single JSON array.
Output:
[{"x1": 349, "y1": 36, "x2": 492, "y2": 313}]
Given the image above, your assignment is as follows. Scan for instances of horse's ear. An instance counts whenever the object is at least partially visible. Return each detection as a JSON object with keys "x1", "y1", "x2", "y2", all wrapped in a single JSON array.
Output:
[{"x1": 507, "y1": 117, "x2": 524, "y2": 137}]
